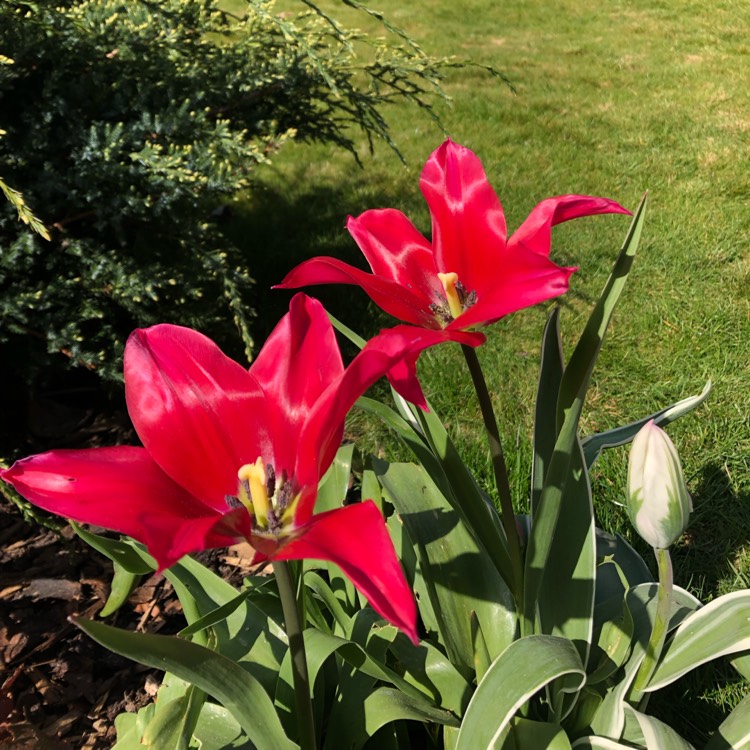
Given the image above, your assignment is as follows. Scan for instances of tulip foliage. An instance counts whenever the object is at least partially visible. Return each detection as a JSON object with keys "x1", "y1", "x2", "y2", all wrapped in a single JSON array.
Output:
[{"x1": 3, "y1": 141, "x2": 749, "y2": 749}]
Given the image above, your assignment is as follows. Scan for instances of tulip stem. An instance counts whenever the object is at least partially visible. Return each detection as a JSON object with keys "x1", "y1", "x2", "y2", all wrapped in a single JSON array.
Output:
[
  {"x1": 461, "y1": 344, "x2": 524, "y2": 601},
  {"x1": 635, "y1": 547, "x2": 673, "y2": 691},
  {"x1": 274, "y1": 560, "x2": 317, "y2": 750}
]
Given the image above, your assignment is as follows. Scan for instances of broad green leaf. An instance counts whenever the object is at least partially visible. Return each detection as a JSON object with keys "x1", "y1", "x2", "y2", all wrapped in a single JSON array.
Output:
[
  {"x1": 570, "y1": 739, "x2": 636, "y2": 749},
  {"x1": 531, "y1": 308, "x2": 564, "y2": 517},
  {"x1": 375, "y1": 459, "x2": 516, "y2": 673},
  {"x1": 141, "y1": 684, "x2": 206, "y2": 750},
  {"x1": 315, "y1": 442, "x2": 355, "y2": 514},
  {"x1": 645, "y1": 590, "x2": 750, "y2": 691},
  {"x1": 471, "y1": 611, "x2": 491, "y2": 683},
  {"x1": 506, "y1": 717, "x2": 571, "y2": 750},
  {"x1": 276, "y1": 625, "x2": 433, "y2": 733},
  {"x1": 456, "y1": 636, "x2": 585, "y2": 750},
  {"x1": 594, "y1": 531, "x2": 653, "y2": 610},
  {"x1": 732, "y1": 653, "x2": 750, "y2": 681},
  {"x1": 537, "y1": 433, "x2": 596, "y2": 669},
  {"x1": 704, "y1": 693, "x2": 750, "y2": 750},
  {"x1": 71, "y1": 523, "x2": 155, "y2": 575},
  {"x1": 388, "y1": 630, "x2": 473, "y2": 717},
  {"x1": 581, "y1": 381, "x2": 711, "y2": 468},
  {"x1": 167, "y1": 554, "x2": 286, "y2": 651},
  {"x1": 191, "y1": 702, "x2": 254, "y2": 749},
  {"x1": 360, "y1": 391, "x2": 512, "y2": 591},
  {"x1": 177, "y1": 588, "x2": 254, "y2": 637},
  {"x1": 396, "y1": 390, "x2": 514, "y2": 588},
  {"x1": 557, "y1": 195, "x2": 647, "y2": 428},
  {"x1": 524, "y1": 196, "x2": 646, "y2": 639},
  {"x1": 303, "y1": 571, "x2": 352, "y2": 633},
  {"x1": 100, "y1": 562, "x2": 142, "y2": 617},
  {"x1": 325, "y1": 686, "x2": 459, "y2": 750},
  {"x1": 73, "y1": 616, "x2": 297, "y2": 750},
  {"x1": 313, "y1": 443, "x2": 359, "y2": 611},
  {"x1": 589, "y1": 583, "x2": 701, "y2": 737},
  {"x1": 624, "y1": 705, "x2": 695, "y2": 749}
]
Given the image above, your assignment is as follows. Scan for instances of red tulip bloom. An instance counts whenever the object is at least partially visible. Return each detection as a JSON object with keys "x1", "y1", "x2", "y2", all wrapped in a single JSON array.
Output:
[
  {"x1": 1, "y1": 294, "x2": 483, "y2": 641},
  {"x1": 277, "y1": 139, "x2": 630, "y2": 330}
]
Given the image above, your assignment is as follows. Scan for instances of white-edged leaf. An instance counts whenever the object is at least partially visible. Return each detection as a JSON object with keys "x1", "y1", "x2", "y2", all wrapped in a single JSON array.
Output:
[
  {"x1": 73, "y1": 616, "x2": 296, "y2": 750},
  {"x1": 645, "y1": 590, "x2": 750, "y2": 691},
  {"x1": 456, "y1": 636, "x2": 585, "y2": 750},
  {"x1": 571, "y1": 738, "x2": 634, "y2": 749},
  {"x1": 581, "y1": 381, "x2": 711, "y2": 468},
  {"x1": 704, "y1": 693, "x2": 750, "y2": 750},
  {"x1": 624, "y1": 705, "x2": 695, "y2": 749}
]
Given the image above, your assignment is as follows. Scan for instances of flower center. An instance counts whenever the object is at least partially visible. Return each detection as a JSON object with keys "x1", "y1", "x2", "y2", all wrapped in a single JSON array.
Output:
[
  {"x1": 227, "y1": 457, "x2": 298, "y2": 535},
  {"x1": 429, "y1": 272, "x2": 477, "y2": 325}
]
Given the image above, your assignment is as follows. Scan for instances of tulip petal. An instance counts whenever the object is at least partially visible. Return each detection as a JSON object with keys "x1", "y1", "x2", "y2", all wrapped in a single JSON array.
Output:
[
  {"x1": 274, "y1": 501, "x2": 418, "y2": 643},
  {"x1": 250, "y1": 294, "x2": 344, "y2": 476},
  {"x1": 125, "y1": 324, "x2": 270, "y2": 507},
  {"x1": 346, "y1": 209, "x2": 442, "y2": 306},
  {"x1": 420, "y1": 139, "x2": 508, "y2": 293},
  {"x1": 508, "y1": 195, "x2": 631, "y2": 258},
  {"x1": 0, "y1": 447, "x2": 250, "y2": 569},
  {"x1": 295, "y1": 325, "x2": 484, "y2": 517},
  {"x1": 447, "y1": 255, "x2": 577, "y2": 330},
  {"x1": 276, "y1": 255, "x2": 438, "y2": 329}
]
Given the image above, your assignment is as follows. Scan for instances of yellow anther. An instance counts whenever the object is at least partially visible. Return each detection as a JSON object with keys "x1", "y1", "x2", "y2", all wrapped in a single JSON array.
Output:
[
  {"x1": 437, "y1": 272, "x2": 464, "y2": 319},
  {"x1": 238, "y1": 457, "x2": 270, "y2": 527}
]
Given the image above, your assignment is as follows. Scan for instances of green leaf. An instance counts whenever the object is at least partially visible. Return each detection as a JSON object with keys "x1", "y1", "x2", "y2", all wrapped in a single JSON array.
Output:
[
  {"x1": 524, "y1": 196, "x2": 646, "y2": 640},
  {"x1": 315, "y1": 442, "x2": 355, "y2": 514},
  {"x1": 588, "y1": 583, "x2": 701, "y2": 738},
  {"x1": 99, "y1": 562, "x2": 142, "y2": 618},
  {"x1": 456, "y1": 636, "x2": 585, "y2": 750},
  {"x1": 303, "y1": 571, "x2": 353, "y2": 633},
  {"x1": 557, "y1": 195, "x2": 647, "y2": 429},
  {"x1": 570, "y1": 738, "x2": 637, "y2": 749},
  {"x1": 73, "y1": 616, "x2": 297, "y2": 750},
  {"x1": 313, "y1": 443, "x2": 360, "y2": 611},
  {"x1": 325, "y1": 686, "x2": 459, "y2": 750},
  {"x1": 704, "y1": 693, "x2": 750, "y2": 750},
  {"x1": 645, "y1": 590, "x2": 750, "y2": 691},
  {"x1": 388, "y1": 630, "x2": 473, "y2": 718},
  {"x1": 396, "y1": 390, "x2": 515, "y2": 588},
  {"x1": 141, "y1": 684, "x2": 206, "y2": 750},
  {"x1": 375, "y1": 459, "x2": 516, "y2": 673},
  {"x1": 623, "y1": 705, "x2": 695, "y2": 749},
  {"x1": 537, "y1": 434, "x2": 596, "y2": 671},
  {"x1": 191, "y1": 702, "x2": 254, "y2": 749},
  {"x1": 177, "y1": 588, "x2": 254, "y2": 637},
  {"x1": 71, "y1": 523, "x2": 155, "y2": 575},
  {"x1": 508, "y1": 717, "x2": 572, "y2": 750},
  {"x1": 581, "y1": 381, "x2": 711, "y2": 468},
  {"x1": 531, "y1": 308, "x2": 564, "y2": 517}
]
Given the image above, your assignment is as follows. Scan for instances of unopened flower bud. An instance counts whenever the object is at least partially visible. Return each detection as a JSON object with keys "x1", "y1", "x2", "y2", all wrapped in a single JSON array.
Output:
[{"x1": 626, "y1": 421, "x2": 692, "y2": 549}]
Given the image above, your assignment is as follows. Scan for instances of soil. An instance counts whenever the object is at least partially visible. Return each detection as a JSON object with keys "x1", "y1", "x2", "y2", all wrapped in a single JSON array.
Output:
[
  {"x1": 0, "y1": 499, "x2": 259, "y2": 749},
  {"x1": 0, "y1": 374, "x2": 259, "y2": 749}
]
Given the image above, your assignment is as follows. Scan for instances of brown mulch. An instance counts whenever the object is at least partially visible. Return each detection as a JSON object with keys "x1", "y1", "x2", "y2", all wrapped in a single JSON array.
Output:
[
  {"x1": 0, "y1": 498, "x2": 258, "y2": 749},
  {"x1": 0, "y1": 365, "x2": 265, "y2": 747}
]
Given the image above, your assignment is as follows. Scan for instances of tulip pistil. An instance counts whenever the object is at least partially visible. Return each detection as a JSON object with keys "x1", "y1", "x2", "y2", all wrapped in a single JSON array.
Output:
[
  {"x1": 432, "y1": 272, "x2": 477, "y2": 326},
  {"x1": 230, "y1": 458, "x2": 298, "y2": 534}
]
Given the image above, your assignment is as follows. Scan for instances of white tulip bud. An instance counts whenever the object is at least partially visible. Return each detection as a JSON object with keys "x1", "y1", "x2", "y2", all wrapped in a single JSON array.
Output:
[{"x1": 626, "y1": 421, "x2": 692, "y2": 549}]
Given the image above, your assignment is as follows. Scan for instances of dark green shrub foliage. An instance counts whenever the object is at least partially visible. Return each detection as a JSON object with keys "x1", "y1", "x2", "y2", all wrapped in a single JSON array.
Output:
[{"x1": 0, "y1": 0, "x2": 451, "y2": 380}]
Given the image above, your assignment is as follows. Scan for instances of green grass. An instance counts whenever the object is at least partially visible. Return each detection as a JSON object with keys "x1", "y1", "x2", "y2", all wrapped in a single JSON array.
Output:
[{"x1": 230, "y1": 0, "x2": 750, "y2": 738}]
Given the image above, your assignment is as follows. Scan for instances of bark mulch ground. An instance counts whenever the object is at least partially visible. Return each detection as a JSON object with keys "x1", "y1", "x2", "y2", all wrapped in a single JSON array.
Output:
[{"x1": 0, "y1": 497, "x2": 257, "y2": 749}]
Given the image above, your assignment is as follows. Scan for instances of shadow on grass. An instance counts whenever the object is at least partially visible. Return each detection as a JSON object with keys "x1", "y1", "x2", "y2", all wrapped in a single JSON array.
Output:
[
  {"x1": 224, "y1": 168, "x2": 412, "y2": 355},
  {"x1": 647, "y1": 461, "x2": 750, "y2": 745}
]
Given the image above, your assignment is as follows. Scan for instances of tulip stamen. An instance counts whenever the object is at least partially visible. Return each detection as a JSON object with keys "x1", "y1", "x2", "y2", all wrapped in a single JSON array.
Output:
[
  {"x1": 433, "y1": 272, "x2": 477, "y2": 325},
  {"x1": 231, "y1": 459, "x2": 298, "y2": 534}
]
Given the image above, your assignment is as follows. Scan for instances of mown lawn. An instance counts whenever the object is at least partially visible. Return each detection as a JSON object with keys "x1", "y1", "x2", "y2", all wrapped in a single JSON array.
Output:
[{"x1": 231, "y1": 0, "x2": 750, "y2": 738}]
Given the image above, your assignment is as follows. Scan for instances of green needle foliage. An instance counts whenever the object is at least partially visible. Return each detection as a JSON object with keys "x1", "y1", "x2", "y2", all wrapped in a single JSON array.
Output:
[{"x1": 0, "y1": 0, "x2": 455, "y2": 381}]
